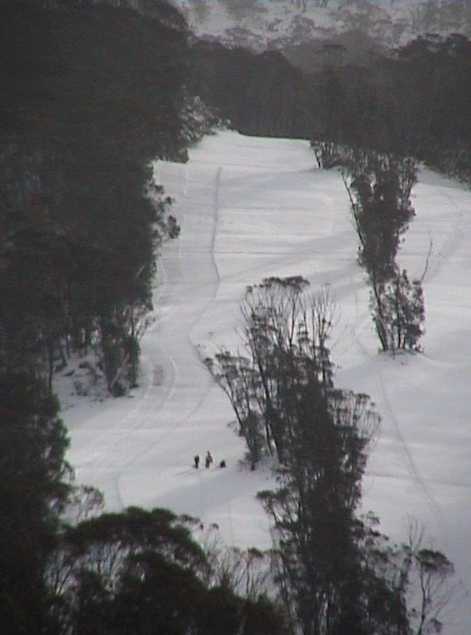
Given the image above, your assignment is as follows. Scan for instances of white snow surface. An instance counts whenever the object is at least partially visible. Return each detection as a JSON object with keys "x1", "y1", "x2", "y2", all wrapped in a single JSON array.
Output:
[{"x1": 65, "y1": 131, "x2": 471, "y2": 633}]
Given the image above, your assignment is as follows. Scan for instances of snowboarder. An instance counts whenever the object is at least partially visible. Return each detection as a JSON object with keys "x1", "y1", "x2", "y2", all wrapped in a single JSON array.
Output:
[
  {"x1": 194, "y1": 454, "x2": 200, "y2": 469},
  {"x1": 205, "y1": 450, "x2": 213, "y2": 469},
  {"x1": 219, "y1": 459, "x2": 226, "y2": 468}
]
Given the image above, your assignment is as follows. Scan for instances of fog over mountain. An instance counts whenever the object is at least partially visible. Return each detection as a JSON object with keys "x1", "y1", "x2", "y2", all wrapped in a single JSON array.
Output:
[{"x1": 170, "y1": 0, "x2": 471, "y2": 51}]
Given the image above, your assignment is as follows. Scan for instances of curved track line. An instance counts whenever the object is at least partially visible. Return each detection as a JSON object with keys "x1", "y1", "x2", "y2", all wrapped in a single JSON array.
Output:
[
  {"x1": 77, "y1": 164, "x2": 221, "y2": 489},
  {"x1": 420, "y1": 188, "x2": 465, "y2": 284},
  {"x1": 375, "y1": 369, "x2": 446, "y2": 535},
  {"x1": 351, "y1": 270, "x2": 446, "y2": 538},
  {"x1": 112, "y1": 165, "x2": 224, "y2": 474}
]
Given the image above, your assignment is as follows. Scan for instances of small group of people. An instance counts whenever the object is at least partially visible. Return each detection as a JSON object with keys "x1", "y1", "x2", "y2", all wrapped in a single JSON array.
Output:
[{"x1": 194, "y1": 451, "x2": 226, "y2": 470}]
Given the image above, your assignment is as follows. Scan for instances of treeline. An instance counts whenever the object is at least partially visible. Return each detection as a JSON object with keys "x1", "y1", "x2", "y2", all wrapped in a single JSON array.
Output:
[
  {"x1": 192, "y1": 32, "x2": 471, "y2": 182},
  {"x1": 188, "y1": 41, "x2": 312, "y2": 139},
  {"x1": 312, "y1": 33, "x2": 471, "y2": 181},
  {"x1": 0, "y1": 0, "x2": 191, "y2": 396}
]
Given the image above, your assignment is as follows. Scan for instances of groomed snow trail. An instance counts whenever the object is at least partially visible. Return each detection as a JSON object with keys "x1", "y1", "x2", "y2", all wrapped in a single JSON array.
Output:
[{"x1": 66, "y1": 132, "x2": 471, "y2": 633}]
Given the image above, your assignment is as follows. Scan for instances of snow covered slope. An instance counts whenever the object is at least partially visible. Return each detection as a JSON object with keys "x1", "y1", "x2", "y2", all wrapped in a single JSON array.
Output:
[
  {"x1": 172, "y1": 0, "x2": 471, "y2": 51},
  {"x1": 65, "y1": 131, "x2": 471, "y2": 633}
]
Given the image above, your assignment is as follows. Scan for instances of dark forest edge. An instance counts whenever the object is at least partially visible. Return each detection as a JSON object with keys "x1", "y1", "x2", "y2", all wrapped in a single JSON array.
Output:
[
  {"x1": 0, "y1": 1, "x2": 460, "y2": 633},
  {"x1": 1, "y1": 2, "x2": 277, "y2": 632},
  {"x1": 0, "y1": 0, "x2": 222, "y2": 399},
  {"x1": 192, "y1": 31, "x2": 471, "y2": 185}
]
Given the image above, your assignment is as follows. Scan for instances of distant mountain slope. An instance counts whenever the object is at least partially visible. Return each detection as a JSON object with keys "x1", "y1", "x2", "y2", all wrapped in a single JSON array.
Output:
[{"x1": 171, "y1": 0, "x2": 471, "y2": 51}]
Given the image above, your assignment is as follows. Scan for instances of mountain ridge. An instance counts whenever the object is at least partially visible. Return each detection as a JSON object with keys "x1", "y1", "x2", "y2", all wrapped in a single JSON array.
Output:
[{"x1": 170, "y1": 0, "x2": 471, "y2": 52}]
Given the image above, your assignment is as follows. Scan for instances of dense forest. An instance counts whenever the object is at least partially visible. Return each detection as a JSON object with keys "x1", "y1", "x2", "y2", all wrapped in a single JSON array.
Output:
[
  {"x1": 0, "y1": 0, "x2": 191, "y2": 396},
  {"x1": 0, "y1": 0, "x2": 463, "y2": 633}
]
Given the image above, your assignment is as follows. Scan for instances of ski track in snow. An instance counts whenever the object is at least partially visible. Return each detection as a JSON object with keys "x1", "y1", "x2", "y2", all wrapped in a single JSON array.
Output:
[
  {"x1": 65, "y1": 131, "x2": 471, "y2": 634},
  {"x1": 117, "y1": 166, "x2": 223, "y2": 472}
]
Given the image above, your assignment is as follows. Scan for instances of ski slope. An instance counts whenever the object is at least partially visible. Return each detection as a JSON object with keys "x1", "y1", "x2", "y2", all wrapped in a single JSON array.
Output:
[{"x1": 65, "y1": 131, "x2": 471, "y2": 633}]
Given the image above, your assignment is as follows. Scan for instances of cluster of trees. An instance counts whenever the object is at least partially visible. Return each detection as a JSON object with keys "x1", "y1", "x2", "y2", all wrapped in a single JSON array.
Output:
[
  {"x1": 340, "y1": 150, "x2": 425, "y2": 353},
  {"x1": 394, "y1": 33, "x2": 471, "y2": 182},
  {"x1": 311, "y1": 140, "x2": 425, "y2": 353},
  {"x1": 311, "y1": 137, "x2": 425, "y2": 354},
  {"x1": 0, "y1": 0, "x2": 194, "y2": 396},
  {"x1": 208, "y1": 276, "x2": 453, "y2": 634},
  {"x1": 310, "y1": 33, "x2": 471, "y2": 183}
]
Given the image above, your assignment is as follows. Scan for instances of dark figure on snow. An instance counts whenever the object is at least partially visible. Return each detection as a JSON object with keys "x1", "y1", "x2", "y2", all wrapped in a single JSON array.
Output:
[
  {"x1": 219, "y1": 460, "x2": 226, "y2": 468},
  {"x1": 205, "y1": 451, "x2": 213, "y2": 469},
  {"x1": 194, "y1": 454, "x2": 200, "y2": 469}
]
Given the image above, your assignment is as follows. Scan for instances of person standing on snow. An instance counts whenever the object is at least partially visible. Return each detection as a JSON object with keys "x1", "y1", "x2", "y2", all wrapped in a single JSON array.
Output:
[
  {"x1": 205, "y1": 450, "x2": 213, "y2": 469},
  {"x1": 194, "y1": 454, "x2": 200, "y2": 469}
]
